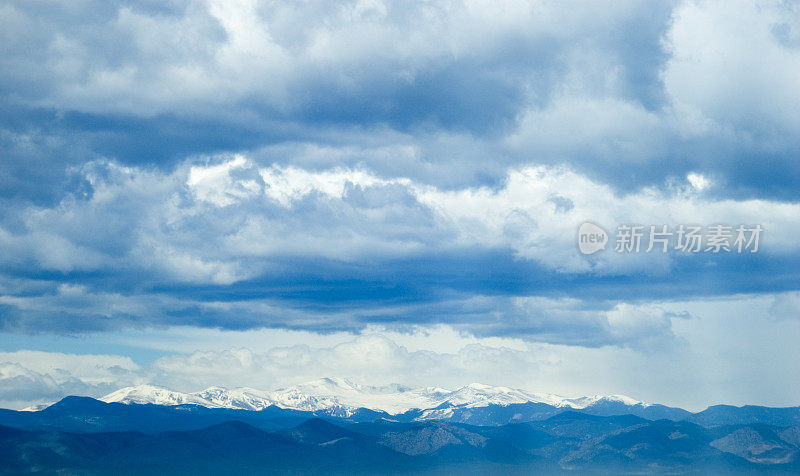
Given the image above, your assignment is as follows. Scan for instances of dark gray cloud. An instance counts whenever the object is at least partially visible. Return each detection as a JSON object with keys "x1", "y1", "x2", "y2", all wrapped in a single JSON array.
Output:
[
  {"x1": 0, "y1": 155, "x2": 795, "y2": 345},
  {"x1": 3, "y1": 0, "x2": 796, "y2": 201}
]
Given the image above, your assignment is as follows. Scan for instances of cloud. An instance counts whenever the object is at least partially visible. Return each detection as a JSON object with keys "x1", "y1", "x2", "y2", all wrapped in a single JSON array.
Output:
[
  {"x1": 664, "y1": 0, "x2": 800, "y2": 134},
  {"x1": 769, "y1": 291, "x2": 800, "y2": 321},
  {"x1": 0, "y1": 1, "x2": 798, "y2": 409},
  {"x1": 659, "y1": 0, "x2": 800, "y2": 199},
  {"x1": 8, "y1": 155, "x2": 800, "y2": 274},
  {"x1": 0, "y1": 351, "x2": 141, "y2": 409},
  {"x1": 1, "y1": 293, "x2": 798, "y2": 411},
  {"x1": 0, "y1": 333, "x2": 545, "y2": 409},
  {"x1": 147, "y1": 335, "x2": 541, "y2": 392},
  {"x1": 1, "y1": 0, "x2": 796, "y2": 205},
  {"x1": 0, "y1": 154, "x2": 797, "y2": 336},
  {"x1": 0, "y1": 0, "x2": 671, "y2": 122}
]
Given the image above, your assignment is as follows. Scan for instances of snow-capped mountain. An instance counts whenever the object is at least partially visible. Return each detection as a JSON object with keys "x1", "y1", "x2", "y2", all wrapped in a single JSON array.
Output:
[
  {"x1": 101, "y1": 384, "x2": 224, "y2": 408},
  {"x1": 192, "y1": 386, "x2": 281, "y2": 411},
  {"x1": 100, "y1": 378, "x2": 649, "y2": 418}
]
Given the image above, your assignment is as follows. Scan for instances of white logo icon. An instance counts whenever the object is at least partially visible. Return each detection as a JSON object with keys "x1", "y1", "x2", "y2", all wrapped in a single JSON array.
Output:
[{"x1": 577, "y1": 222, "x2": 608, "y2": 255}]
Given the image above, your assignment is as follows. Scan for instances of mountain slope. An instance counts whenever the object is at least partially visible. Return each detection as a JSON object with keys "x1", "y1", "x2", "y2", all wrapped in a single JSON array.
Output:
[{"x1": 1, "y1": 415, "x2": 797, "y2": 475}]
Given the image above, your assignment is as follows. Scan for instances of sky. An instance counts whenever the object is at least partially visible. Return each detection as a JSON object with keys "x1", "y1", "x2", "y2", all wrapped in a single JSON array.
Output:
[{"x1": 0, "y1": 0, "x2": 799, "y2": 411}]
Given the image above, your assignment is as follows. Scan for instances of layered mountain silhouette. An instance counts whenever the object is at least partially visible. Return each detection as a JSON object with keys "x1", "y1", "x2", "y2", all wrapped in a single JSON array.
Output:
[
  {"x1": 1, "y1": 405, "x2": 798, "y2": 475},
  {"x1": 2, "y1": 390, "x2": 800, "y2": 474}
]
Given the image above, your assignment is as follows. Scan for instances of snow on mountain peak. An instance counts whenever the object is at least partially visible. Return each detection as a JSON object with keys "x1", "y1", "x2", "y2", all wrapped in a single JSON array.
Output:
[
  {"x1": 194, "y1": 386, "x2": 273, "y2": 411},
  {"x1": 562, "y1": 394, "x2": 649, "y2": 409},
  {"x1": 101, "y1": 384, "x2": 221, "y2": 408},
  {"x1": 99, "y1": 380, "x2": 646, "y2": 415}
]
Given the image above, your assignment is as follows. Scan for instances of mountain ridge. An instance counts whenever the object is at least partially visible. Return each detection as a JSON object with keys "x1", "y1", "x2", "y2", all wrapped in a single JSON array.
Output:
[
  {"x1": 2, "y1": 411, "x2": 797, "y2": 474},
  {"x1": 99, "y1": 378, "x2": 653, "y2": 417},
  {"x1": 13, "y1": 379, "x2": 799, "y2": 429}
]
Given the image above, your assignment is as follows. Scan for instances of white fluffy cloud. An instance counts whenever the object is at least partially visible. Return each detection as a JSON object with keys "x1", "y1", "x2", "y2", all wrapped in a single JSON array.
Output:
[
  {"x1": 664, "y1": 0, "x2": 800, "y2": 133},
  {"x1": 0, "y1": 154, "x2": 797, "y2": 335},
  {"x1": 1, "y1": 291, "x2": 798, "y2": 411},
  {"x1": 0, "y1": 351, "x2": 141, "y2": 409},
  {"x1": 3, "y1": 155, "x2": 798, "y2": 282},
  {"x1": 0, "y1": 0, "x2": 670, "y2": 116}
]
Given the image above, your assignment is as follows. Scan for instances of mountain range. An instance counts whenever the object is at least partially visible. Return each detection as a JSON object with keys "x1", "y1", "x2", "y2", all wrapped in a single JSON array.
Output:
[
  {"x1": 3, "y1": 379, "x2": 799, "y2": 474},
  {"x1": 93, "y1": 378, "x2": 800, "y2": 427},
  {"x1": 1, "y1": 401, "x2": 798, "y2": 475},
  {"x1": 97, "y1": 378, "x2": 670, "y2": 419}
]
